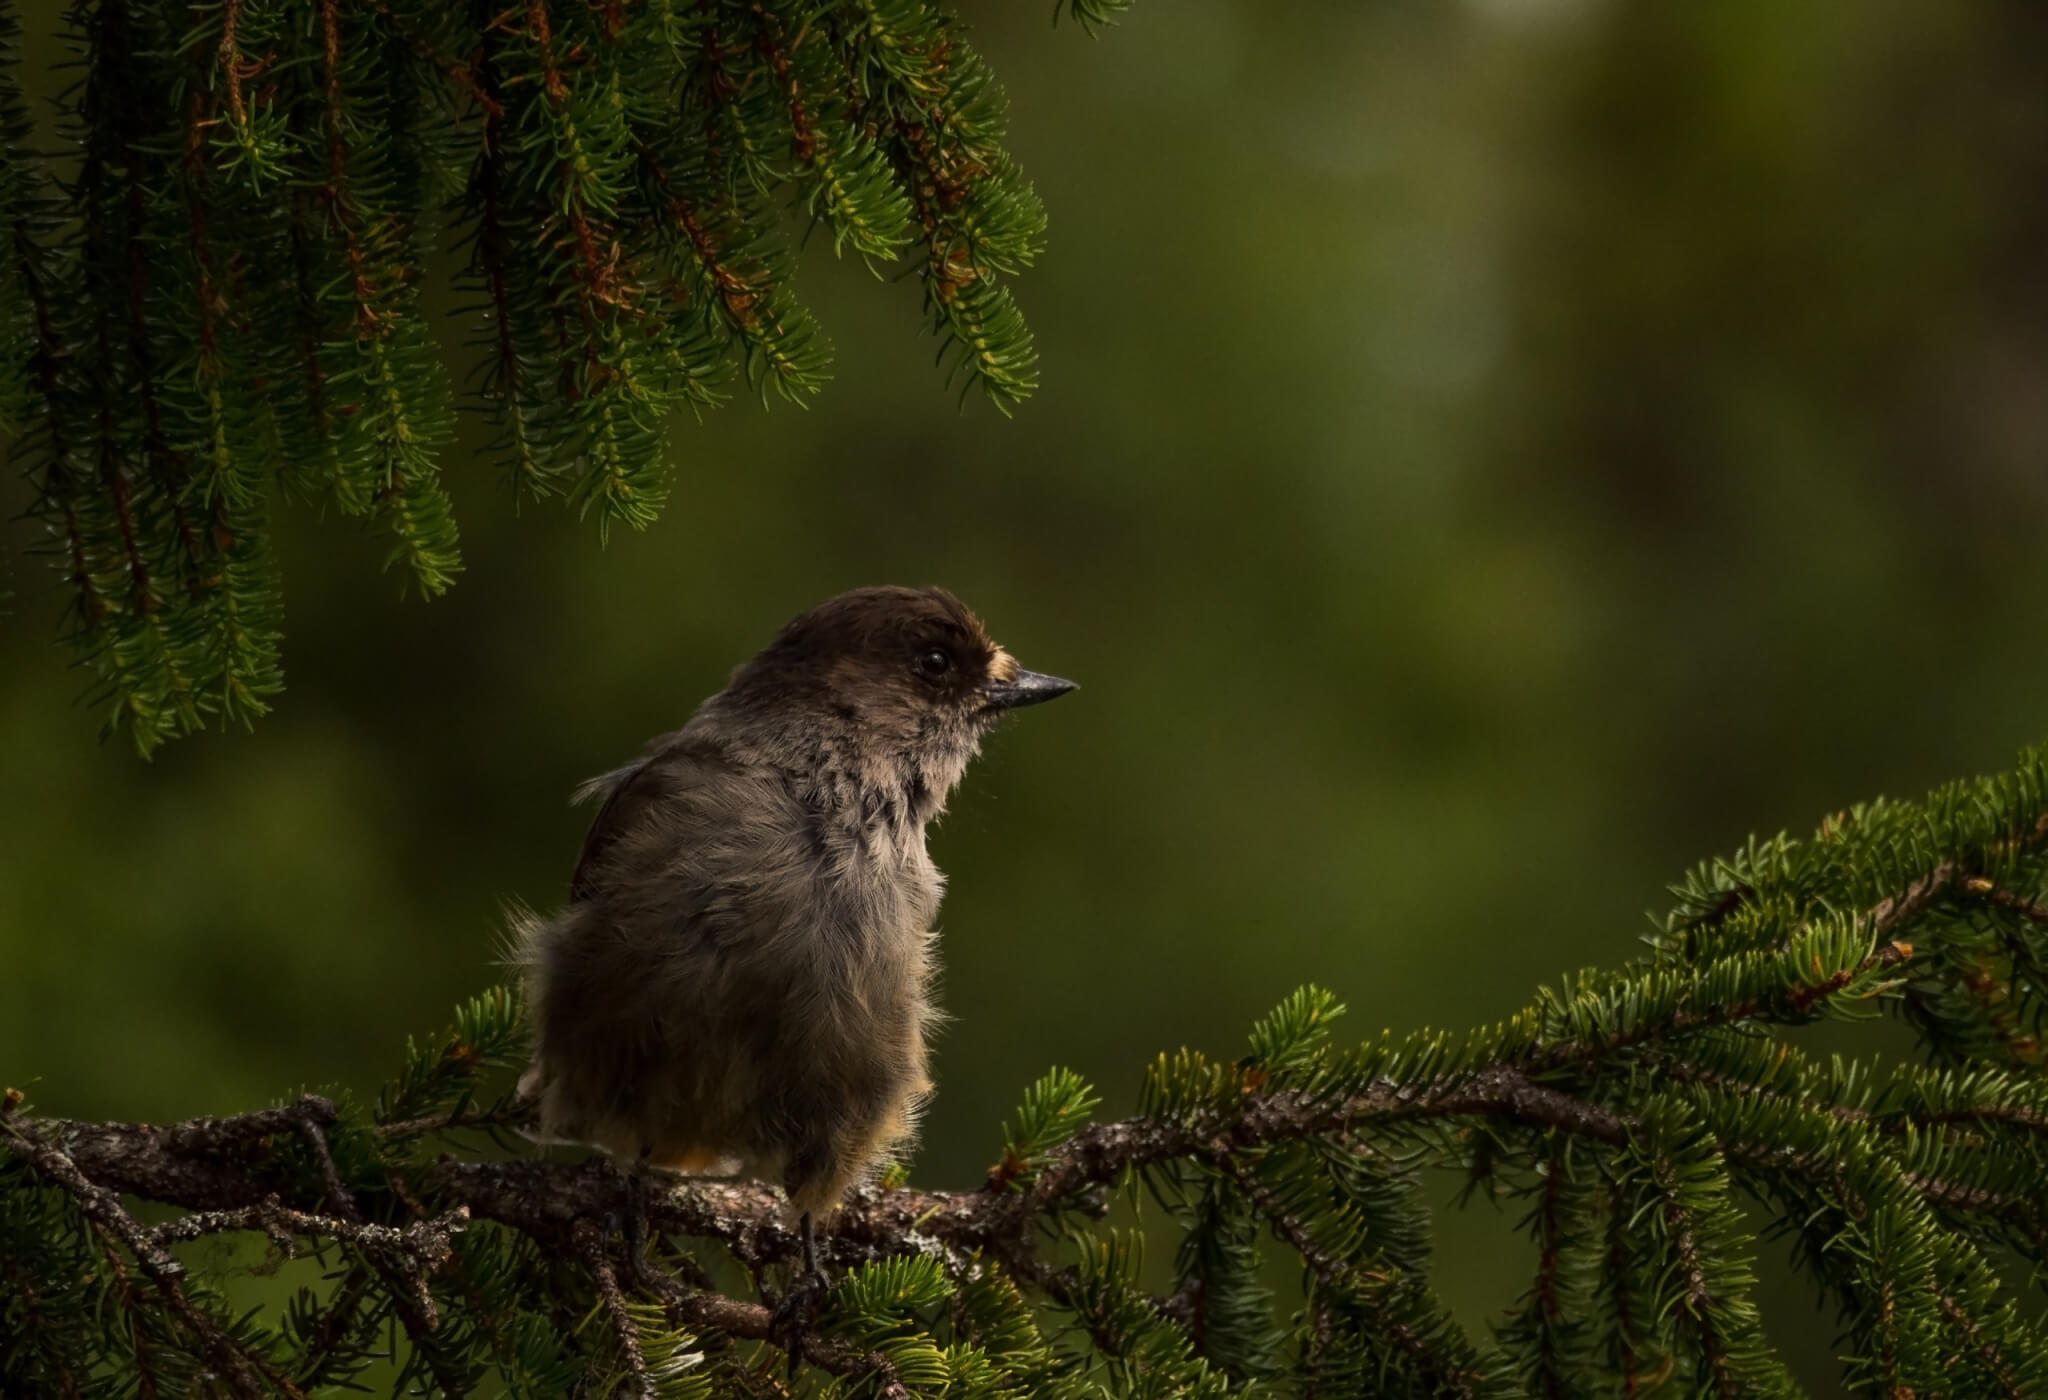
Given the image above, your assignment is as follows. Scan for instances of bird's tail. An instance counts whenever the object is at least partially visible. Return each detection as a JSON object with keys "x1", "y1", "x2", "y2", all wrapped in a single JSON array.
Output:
[
  {"x1": 497, "y1": 900, "x2": 553, "y2": 1109},
  {"x1": 494, "y1": 897, "x2": 550, "y2": 972}
]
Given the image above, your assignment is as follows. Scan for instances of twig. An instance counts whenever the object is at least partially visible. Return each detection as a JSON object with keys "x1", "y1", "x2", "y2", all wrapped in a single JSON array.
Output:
[
  {"x1": 1964, "y1": 878, "x2": 2048, "y2": 926},
  {"x1": 582, "y1": 1220, "x2": 654, "y2": 1399},
  {"x1": 296, "y1": 1111, "x2": 356, "y2": 1219},
  {"x1": 159, "y1": 1092, "x2": 340, "y2": 1156},
  {"x1": 1937, "y1": 1292, "x2": 2029, "y2": 1400},
  {"x1": 0, "y1": 1117, "x2": 283, "y2": 1400},
  {"x1": 1607, "y1": 1180, "x2": 1642, "y2": 1398},
  {"x1": 373, "y1": 1097, "x2": 533, "y2": 1142},
  {"x1": 1856, "y1": 810, "x2": 2048, "y2": 943},
  {"x1": 293, "y1": 1261, "x2": 377, "y2": 1389},
  {"x1": 0, "y1": 1247, "x2": 82, "y2": 1400},
  {"x1": 144, "y1": 1194, "x2": 468, "y2": 1270},
  {"x1": 640, "y1": 1270, "x2": 911, "y2": 1400},
  {"x1": 1217, "y1": 1153, "x2": 1481, "y2": 1399},
  {"x1": 1644, "y1": 1152, "x2": 1736, "y2": 1399}
]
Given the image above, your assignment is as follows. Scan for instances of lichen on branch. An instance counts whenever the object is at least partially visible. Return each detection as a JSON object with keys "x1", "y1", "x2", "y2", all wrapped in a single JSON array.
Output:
[{"x1": 13, "y1": 749, "x2": 2048, "y2": 1395}]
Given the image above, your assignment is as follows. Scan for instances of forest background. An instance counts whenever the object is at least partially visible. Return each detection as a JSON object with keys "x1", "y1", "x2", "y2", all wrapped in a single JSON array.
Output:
[{"x1": 5, "y1": 2, "x2": 2048, "y2": 1391}]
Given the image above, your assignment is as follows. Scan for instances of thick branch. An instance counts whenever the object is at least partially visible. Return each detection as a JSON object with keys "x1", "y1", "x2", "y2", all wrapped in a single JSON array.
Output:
[
  {"x1": 0, "y1": 1117, "x2": 283, "y2": 1399},
  {"x1": 0, "y1": 853, "x2": 2012, "y2": 1388}
]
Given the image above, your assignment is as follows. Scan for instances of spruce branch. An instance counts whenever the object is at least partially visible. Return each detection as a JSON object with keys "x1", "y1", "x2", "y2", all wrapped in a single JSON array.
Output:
[
  {"x1": 1217, "y1": 1152, "x2": 1496, "y2": 1399},
  {"x1": 0, "y1": 1113, "x2": 285, "y2": 1400},
  {"x1": 584, "y1": 1219, "x2": 659, "y2": 1399},
  {"x1": 640, "y1": 1268, "x2": 913, "y2": 1398},
  {"x1": 13, "y1": 751, "x2": 2048, "y2": 1391},
  {"x1": 2, "y1": 0, "x2": 1105, "y2": 749}
]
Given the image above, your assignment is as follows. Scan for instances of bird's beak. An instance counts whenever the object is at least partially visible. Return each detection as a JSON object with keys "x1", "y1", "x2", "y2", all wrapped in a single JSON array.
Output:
[{"x1": 986, "y1": 668, "x2": 1078, "y2": 710}]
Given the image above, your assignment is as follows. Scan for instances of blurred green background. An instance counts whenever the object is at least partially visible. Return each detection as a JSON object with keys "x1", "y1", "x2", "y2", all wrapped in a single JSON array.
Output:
[{"x1": 6, "y1": 0, "x2": 2048, "y2": 1389}]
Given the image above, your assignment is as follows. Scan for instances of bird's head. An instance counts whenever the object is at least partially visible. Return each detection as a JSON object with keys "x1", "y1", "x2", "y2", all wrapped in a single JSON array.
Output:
[{"x1": 723, "y1": 587, "x2": 1074, "y2": 754}]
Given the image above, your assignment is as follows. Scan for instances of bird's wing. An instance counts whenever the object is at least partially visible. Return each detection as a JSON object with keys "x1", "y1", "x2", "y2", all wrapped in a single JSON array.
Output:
[{"x1": 570, "y1": 755, "x2": 674, "y2": 904}]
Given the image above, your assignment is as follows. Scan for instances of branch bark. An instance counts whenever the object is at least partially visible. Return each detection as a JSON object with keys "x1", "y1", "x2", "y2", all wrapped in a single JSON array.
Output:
[{"x1": 0, "y1": 908, "x2": 1985, "y2": 1388}]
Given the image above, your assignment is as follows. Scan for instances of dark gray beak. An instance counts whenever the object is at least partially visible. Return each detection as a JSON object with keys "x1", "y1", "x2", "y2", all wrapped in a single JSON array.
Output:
[{"x1": 987, "y1": 668, "x2": 1078, "y2": 710}]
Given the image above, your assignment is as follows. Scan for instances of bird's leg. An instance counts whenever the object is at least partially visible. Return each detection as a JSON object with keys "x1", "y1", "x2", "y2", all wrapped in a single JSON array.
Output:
[
  {"x1": 589, "y1": 1153, "x2": 652, "y2": 1281},
  {"x1": 770, "y1": 1211, "x2": 830, "y2": 1380},
  {"x1": 623, "y1": 1150, "x2": 652, "y2": 1279},
  {"x1": 800, "y1": 1209, "x2": 825, "y2": 1289}
]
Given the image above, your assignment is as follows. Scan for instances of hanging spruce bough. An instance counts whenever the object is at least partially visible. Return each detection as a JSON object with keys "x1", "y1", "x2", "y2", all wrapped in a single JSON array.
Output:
[
  {"x1": 0, "y1": 0, "x2": 1129, "y2": 754},
  {"x1": 13, "y1": 751, "x2": 2048, "y2": 1395}
]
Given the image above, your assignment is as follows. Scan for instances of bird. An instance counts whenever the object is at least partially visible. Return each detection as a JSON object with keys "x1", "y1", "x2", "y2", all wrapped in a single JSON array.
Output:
[{"x1": 511, "y1": 585, "x2": 1074, "y2": 1336}]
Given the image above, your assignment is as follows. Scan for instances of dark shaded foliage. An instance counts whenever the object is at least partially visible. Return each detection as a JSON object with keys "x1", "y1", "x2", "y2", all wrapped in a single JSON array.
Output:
[{"x1": 0, "y1": 0, "x2": 1110, "y2": 750}]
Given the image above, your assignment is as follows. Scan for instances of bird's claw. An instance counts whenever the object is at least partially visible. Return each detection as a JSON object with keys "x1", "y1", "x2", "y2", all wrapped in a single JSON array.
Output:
[
  {"x1": 593, "y1": 1156, "x2": 651, "y2": 1280},
  {"x1": 771, "y1": 1265, "x2": 830, "y2": 1380},
  {"x1": 621, "y1": 1177, "x2": 651, "y2": 1279}
]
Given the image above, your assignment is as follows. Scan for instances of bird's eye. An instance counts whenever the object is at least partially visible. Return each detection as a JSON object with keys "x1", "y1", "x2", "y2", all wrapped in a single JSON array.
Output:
[{"x1": 914, "y1": 647, "x2": 953, "y2": 680}]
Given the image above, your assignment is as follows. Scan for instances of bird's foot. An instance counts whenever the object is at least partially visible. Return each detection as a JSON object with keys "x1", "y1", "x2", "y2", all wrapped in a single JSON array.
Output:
[
  {"x1": 592, "y1": 1155, "x2": 652, "y2": 1281},
  {"x1": 770, "y1": 1267, "x2": 829, "y2": 1380},
  {"x1": 621, "y1": 1182, "x2": 649, "y2": 1280},
  {"x1": 771, "y1": 1210, "x2": 830, "y2": 1380}
]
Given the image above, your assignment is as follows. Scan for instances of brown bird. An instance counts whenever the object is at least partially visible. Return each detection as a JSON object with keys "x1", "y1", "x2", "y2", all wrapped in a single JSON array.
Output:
[{"x1": 512, "y1": 586, "x2": 1073, "y2": 1317}]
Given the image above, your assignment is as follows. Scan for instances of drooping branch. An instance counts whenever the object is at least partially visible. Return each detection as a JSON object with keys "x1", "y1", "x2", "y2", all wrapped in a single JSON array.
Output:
[{"x1": 2, "y1": 0, "x2": 1092, "y2": 751}]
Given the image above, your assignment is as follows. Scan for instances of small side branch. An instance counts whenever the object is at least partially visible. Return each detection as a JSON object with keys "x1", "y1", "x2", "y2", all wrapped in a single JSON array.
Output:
[
  {"x1": 0, "y1": 1117, "x2": 284, "y2": 1399},
  {"x1": 582, "y1": 1220, "x2": 655, "y2": 1399},
  {"x1": 639, "y1": 1270, "x2": 911, "y2": 1399}
]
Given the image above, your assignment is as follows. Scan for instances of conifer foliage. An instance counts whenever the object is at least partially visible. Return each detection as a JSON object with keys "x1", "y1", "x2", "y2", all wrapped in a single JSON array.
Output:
[
  {"x1": 14, "y1": 750, "x2": 2048, "y2": 1395},
  {"x1": 0, "y1": 0, "x2": 1114, "y2": 753}
]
